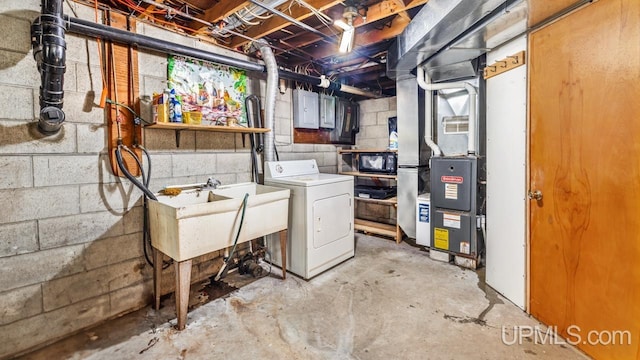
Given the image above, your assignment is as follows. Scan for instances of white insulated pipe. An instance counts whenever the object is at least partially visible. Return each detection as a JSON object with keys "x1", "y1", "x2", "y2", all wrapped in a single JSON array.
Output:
[
  {"x1": 416, "y1": 66, "x2": 477, "y2": 155},
  {"x1": 420, "y1": 71, "x2": 442, "y2": 157},
  {"x1": 258, "y1": 40, "x2": 278, "y2": 162}
]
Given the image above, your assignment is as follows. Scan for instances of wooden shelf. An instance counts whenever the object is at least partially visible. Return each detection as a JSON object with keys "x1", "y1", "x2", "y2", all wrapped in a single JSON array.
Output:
[
  {"x1": 354, "y1": 196, "x2": 397, "y2": 205},
  {"x1": 338, "y1": 148, "x2": 397, "y2": 154},
  {"x1": 354, "y1": 219, "x2": 399, "y2": 239},
  {"x1": 339, "y1": 148, "x2": 403, "y2": 244},
  {"x1": 145, "y1": 122, "x2": 270, "y2": 147},
  {"x1": 145, "y1": 122, "x2": 270, "y2": 133},
  {"x1": 339, "y1": 171, "x2": 397, "y2": 179}
]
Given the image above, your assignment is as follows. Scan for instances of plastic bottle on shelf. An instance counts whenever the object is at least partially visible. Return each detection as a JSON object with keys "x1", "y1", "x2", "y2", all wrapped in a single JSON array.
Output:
[
  {"x1": 174, "y1": 95, "x2": 183, "y2": 123},
  {"x1": 168, "y1": 89, "x2": 177, "y2": 122}
]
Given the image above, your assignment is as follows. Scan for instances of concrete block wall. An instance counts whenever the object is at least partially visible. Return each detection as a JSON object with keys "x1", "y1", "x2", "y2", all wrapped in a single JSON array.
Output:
[
  {"x1": 353, "y1": 97, "x2": 398, "y2": 224},
  {"x1": 0, "y1": 1, "x2": 337, "y2": 357},
  {"x1": 356, "y1": 97, "x2": 397, "y2": 150}
]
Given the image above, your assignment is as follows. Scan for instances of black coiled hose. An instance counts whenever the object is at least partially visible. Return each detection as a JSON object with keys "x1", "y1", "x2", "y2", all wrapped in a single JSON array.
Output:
[{"x1": 116, "y1": 144, "x2": 172, "y2": 269}]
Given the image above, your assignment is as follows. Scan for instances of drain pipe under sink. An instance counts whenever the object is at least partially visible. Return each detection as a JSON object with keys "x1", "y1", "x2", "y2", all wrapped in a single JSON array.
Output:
[{"x1": 417, "y1": 66, "x2": 477, "y2": 155}]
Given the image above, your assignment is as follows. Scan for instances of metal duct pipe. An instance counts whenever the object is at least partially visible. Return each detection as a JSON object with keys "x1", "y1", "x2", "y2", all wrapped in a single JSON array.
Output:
[
  {"x1": 258, "y1": 40, "x2": 278, "y2": 162},
  {"x1": 32, "y1": 0, "x2": 67, "y2": 135},
  {"x1": 417, "y1": 66, "x2": 476, "y2": 155}
]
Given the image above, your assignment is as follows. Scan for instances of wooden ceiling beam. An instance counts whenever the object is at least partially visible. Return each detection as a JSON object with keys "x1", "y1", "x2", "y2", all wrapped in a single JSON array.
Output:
[
  {"x1": 340, "y1": 69, "x2": 388, "y2": 83},
  {"x1": 352, "y1": 0, "x2": 428, "y2": 27},
  {"x1": 229, "y1": 0, "x2": 343, "y2": 48},
  {"x1": 331, "y1": 63, "x2": 386, "y2": 77},
  {"x1": 279, "y1": 0, "x2": 426, "y2": 53},
  {"x1": 288, "y1": 16, "x2": 409, "y2": 66},
  {"x1": 190, "y1": 0, "x2": 250, "y2": 30}
]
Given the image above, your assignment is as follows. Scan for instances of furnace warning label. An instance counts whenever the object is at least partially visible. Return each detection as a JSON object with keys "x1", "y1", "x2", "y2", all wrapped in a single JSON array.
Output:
[
  {"x1": 418, "y1": 203, "x2": 430, "y2": 223},
  {"x1": 445, "y1": 183, "x2": 458, "y2": 200},
  {"x1": 434, "y1": 228, "x2": 449, "y2": 250},
  {"x1": 442, "y1": 213, "x2": 461, "y2": 229},
  {"x1": 441, "y1": 175, "x2": 464, "y2": 184}
]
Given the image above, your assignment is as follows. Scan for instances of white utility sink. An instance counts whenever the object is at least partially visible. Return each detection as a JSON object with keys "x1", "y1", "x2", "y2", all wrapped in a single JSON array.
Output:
[{"x1": 148, "y1": 182, "x2": 290, "y2": 261}]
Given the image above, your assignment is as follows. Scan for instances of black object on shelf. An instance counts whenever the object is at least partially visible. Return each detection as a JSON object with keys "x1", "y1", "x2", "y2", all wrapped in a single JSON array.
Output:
[
  {"x1": 357, "y1": 152, "x2": 397, "y2": 174},
  {"x1": 354, "y1": 185, "x2": 397, "y2": 199}
]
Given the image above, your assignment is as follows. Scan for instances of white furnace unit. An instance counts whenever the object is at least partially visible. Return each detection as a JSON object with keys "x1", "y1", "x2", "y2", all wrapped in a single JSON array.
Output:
[{"x1": 265, "y1": 160, "x2": 354, "y2": 279}]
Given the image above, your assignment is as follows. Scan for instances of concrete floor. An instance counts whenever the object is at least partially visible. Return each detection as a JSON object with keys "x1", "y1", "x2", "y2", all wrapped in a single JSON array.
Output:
[{"x1": 22, "y1": 234, "x2": 587, "y2": 359}]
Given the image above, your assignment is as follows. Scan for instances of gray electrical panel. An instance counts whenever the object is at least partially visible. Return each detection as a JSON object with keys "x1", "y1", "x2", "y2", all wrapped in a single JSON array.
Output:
[
  {"x1": 319, "y1": 94, "x2": 336, "y2": 129},
  {"x1": 430, "y1": 156, "x2": 482, "y2": 260},
  {"x1": 293, "y1": 89, "x2": 319, "y2": 129}
]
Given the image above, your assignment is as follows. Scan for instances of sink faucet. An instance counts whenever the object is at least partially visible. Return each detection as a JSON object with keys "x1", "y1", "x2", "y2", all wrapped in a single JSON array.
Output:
[{"x1": 203, "y1": 177, "x2": 221, "y2": 190}]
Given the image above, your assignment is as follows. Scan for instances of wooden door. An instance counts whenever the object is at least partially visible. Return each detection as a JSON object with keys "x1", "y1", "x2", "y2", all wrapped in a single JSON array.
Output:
[{"x1": 529, "y1": 0, "x2": 640, "y2": 359}]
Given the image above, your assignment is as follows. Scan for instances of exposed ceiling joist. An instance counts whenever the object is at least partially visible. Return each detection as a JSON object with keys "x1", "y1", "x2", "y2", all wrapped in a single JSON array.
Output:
[
  {"x1": 331, "y1": 63, "x2": 386, "y2": 77},
  {"x1": 229, "y1": 0, "x2": 343, "y2": 48},
  {"x1": 352, "y1": 0, "x2": 428, "y2": 27},
  {"x1": 96, "y1": 0, "x2": 427, "y2": 95},
  {"x1": 289, "y1": 16, "x2": 409, "y2": 65},
  {"x1": 280, "y1": 0, "x2": 426, "y2": 56},
  {"x1": 190, "y1": 0, "x2": 250, "y2": 30},
  {"x1": 345, "y1": 69, "x2": 388, "y2": 82}
]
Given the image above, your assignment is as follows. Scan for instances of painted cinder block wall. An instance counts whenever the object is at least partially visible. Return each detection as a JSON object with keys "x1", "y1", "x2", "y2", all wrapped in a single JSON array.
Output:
[{"x1": 0, "y1": 1, "x2": 338, "y2": 357}]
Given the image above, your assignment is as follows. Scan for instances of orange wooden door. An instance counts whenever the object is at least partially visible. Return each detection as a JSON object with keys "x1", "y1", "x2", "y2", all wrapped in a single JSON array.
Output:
[{"x1": 529, "y1": 0, "x2": 640, "y2": 359}]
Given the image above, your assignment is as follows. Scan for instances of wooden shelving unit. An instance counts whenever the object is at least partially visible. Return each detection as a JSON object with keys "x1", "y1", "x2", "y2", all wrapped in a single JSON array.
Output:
[
  {"x1": 145, "y1": 122, "x2": 271, "y2": 133},
  {"x1": 338, "y1": 171, "x2": 397, "y2": 180},
  {"x1": 145, "y1": 122, "x2": 270, "y2": 147},
  {"x1": 354, "y1": 195, "x2": 397, "y2": 205},
  {"x1": 354, "y1": 219, "x2": 399, "y2": 239},
  {"x1": 337, "y1": 148, "x2": 398, "y2": 154},
  {"x1": 338, "y1": 148, "x2": 403, "y2": 243}
]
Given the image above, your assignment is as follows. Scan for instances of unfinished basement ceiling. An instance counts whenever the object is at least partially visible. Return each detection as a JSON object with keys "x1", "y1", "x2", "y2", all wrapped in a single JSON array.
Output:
[{"x1": 96, "y1": 0, "x2": 429, "y2": 96}]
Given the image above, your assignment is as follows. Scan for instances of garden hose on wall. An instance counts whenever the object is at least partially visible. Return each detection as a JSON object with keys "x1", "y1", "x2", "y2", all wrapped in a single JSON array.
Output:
[{"x1": 110, "y1": 98, "x2": 170, "y2": 269}]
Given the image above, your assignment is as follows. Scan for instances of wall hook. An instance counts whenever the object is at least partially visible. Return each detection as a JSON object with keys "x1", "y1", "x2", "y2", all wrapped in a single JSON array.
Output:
[{"x1": 484, "y1": 51, "x2": 526, "y2": 79}]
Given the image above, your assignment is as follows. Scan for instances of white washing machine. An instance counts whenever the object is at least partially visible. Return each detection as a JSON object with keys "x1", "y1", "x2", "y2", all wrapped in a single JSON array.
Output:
[{"x1": 264, "y1": 159, "x2": 354, "y2": 279}]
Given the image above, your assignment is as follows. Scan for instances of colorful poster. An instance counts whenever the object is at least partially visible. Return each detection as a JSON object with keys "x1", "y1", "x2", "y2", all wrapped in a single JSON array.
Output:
[{"x1": 167, "y1": 55, "x2": 247, "y2": 125}]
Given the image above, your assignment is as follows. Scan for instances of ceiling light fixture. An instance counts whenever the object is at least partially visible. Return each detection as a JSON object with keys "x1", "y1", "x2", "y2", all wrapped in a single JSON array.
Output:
[{"x1": 335, "y1": 6, "x2": 358, "y2": 53}]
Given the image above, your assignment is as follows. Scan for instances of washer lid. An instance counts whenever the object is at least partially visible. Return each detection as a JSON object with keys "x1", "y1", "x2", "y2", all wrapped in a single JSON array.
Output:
[{"x1": 266, "y1": 173, "x2": 353, "y2": 187}]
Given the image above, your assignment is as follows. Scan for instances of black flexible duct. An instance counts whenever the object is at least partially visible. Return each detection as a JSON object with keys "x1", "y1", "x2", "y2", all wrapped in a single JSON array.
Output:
[{"x1": 32, "y1": 0, "x2": 67, "y2": 135}]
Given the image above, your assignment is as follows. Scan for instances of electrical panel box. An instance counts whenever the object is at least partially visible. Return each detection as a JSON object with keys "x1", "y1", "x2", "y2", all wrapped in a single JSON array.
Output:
[
  {"x1": 319, "y1": 94, "x2": 336, "y2": 129},
  {"x1": 293, "y1": 89, "x2": 319, "y2": 129}
]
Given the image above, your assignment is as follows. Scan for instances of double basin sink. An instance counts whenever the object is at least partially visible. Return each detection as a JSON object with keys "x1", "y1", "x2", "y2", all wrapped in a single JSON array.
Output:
[{"x1": 148, "y1": 182, "x2": 290, "y2": 262}]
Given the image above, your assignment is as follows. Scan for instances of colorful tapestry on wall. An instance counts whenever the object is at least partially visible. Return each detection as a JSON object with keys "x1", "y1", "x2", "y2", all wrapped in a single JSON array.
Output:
[{"x1": 167, "y1": 55, "x2": 247, "y2": 125}]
